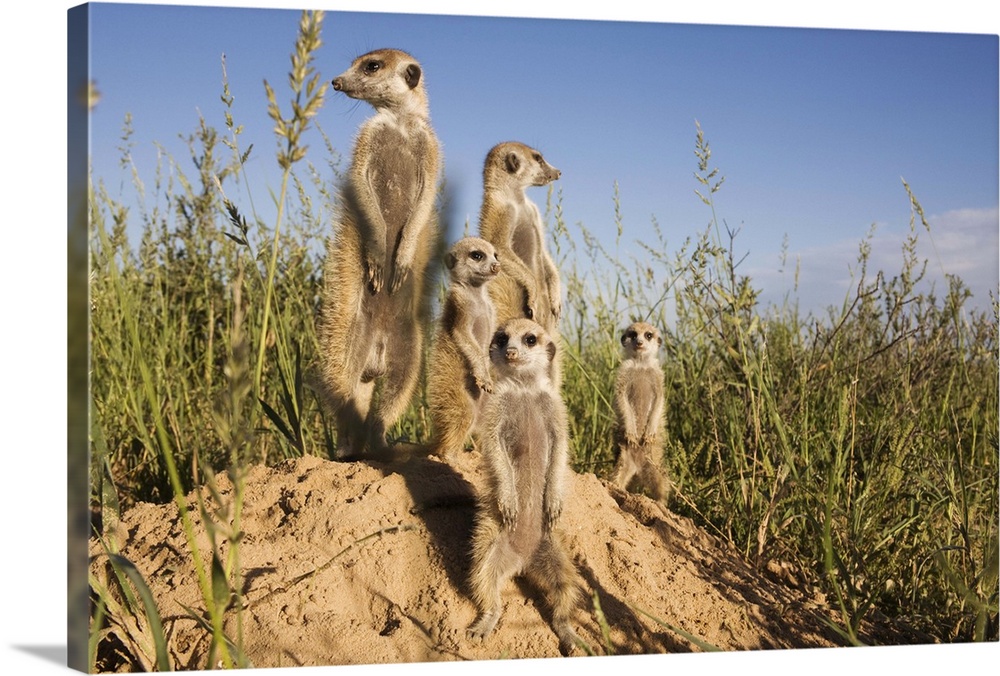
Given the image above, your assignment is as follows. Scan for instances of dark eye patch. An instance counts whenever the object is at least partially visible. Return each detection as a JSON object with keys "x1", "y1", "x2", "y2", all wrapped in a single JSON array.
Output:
[
  {"x1": 470, "y1": 250, "x2": 484, "y2": 261},
  {"x1": 493, "y1": 332, "x2": 509, "y2": 349},
  {"x1": 644, "y1": 332, "x2": 653, "y2": 341},
  {"x1": 525, "y1": 334, "x2": 537, "y2": 347},
  {"x1": 363, "y1": 60, "x2": 382, "y2": 74}
]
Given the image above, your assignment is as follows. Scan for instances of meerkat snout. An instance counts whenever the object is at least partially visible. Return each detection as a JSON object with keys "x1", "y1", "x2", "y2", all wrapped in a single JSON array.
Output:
[
  {"x1": 330, "y1": 49, "x2": 426, "y2": 110},
  {"x1": 469, "y1": 249, "x2": 501, "y2": 275},
  {"x1": 489, "y1": 320, "x2": 555, "y2": 376},
  {"x1": 622, "y1": 323, "x2": 661, "y2": 355}
]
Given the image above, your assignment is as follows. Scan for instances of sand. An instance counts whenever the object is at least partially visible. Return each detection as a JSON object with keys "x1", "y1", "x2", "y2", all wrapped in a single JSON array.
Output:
[{"x1": 89, "y1": 450, "x2": 914, "y2": 671}]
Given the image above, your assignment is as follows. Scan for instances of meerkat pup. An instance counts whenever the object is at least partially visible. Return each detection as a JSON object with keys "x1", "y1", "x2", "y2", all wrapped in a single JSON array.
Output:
[
  {"x1": 466, "y1": 318, "x2": 580, "y2": 655},
  {"x1": 316, "y1": 48, "x2": 441, "y2": 458},
  {"x1": 478, "y1": 142, "x2": 562, "y2": 334},
  {"x1": 612, "y1": 321, "x2": 669, "y2": 501},
  {"x1": 427, "y1": 237, "x2": 500, "y2": 461}
]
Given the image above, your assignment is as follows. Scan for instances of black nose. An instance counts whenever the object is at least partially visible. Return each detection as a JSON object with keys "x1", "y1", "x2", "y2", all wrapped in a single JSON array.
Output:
[{"x1": 332, "y1": 77, "x2": 343, "y2": 91}]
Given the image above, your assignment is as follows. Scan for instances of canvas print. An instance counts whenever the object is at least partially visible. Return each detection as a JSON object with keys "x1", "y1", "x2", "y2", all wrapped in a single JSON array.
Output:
[{"x1": 69, "y1": 2, "x2": 999, "y2": 672}]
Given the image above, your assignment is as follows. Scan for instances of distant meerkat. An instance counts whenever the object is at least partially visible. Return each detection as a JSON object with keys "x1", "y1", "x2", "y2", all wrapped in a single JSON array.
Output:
[
  {"x1": 477, "y1": 142, "x2": 562, "y2": 334},
  {"x1": 427, "y1": 237, "x2": 500, "y2": 461},
  {"x1": 316, "y1": 48, "x2": 441, "y2": 458},
  {"x1": 466, "y1": 318, "x2": 580, "y2": 655},
  {"x1": 612, "y1": 321, "x2": 669, "y2": 501}
]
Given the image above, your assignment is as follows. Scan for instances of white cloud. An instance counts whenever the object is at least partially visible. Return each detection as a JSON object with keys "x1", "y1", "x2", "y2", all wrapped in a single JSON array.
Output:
[{"x1": 750, "y1": 206, "x2": 998, "y2": 317}]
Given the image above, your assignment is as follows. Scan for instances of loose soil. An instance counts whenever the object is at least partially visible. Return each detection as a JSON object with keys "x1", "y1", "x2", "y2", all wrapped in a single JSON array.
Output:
[{"x1": 90, "y1": 451, "x2": 923, "y2": 670}]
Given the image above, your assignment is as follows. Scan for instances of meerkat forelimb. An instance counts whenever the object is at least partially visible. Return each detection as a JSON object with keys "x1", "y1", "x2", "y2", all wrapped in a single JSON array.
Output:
[
  {"x1": 477, "y1": 142, "x2": 562, "y2": 332},
  {"x1": 427, "y1": 237, "x2": 500, "y2": 461},
  {"x1": 317, "y1": 48, "x2": 441, "y2": 458},
  {"x1": 612, "y1": 321, "x2": 669, "y2": 501},
  {"x1": 466, "y1": 319, "x2": 580, "y2": 655}
]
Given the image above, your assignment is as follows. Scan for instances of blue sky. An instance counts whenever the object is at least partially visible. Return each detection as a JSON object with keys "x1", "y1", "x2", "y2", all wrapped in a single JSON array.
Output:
[{"x1": 86, "y1": 1, "x2": 998, "y2": 318}]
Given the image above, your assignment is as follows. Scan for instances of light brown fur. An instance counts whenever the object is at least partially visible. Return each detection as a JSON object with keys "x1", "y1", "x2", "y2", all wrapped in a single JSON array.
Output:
[
  {"x1": 316, "y1": 48, "x2": 441, "y2": 458},
  {"x1": 477, "y1": 142, "x2": 562, "y2": 334},
  {"x1": 466, "y1": 319, "x2": 580, "y2": 654},
  {"x1": 612, "y1": 321, "x2": 669, "y2": 501},
  {"x1": 427, "y1": 237, "x2": 500, "y2": 461}
]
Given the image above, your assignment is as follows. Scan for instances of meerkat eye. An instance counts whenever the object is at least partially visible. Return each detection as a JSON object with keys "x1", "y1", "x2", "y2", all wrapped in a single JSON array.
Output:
[
  {"x1": 494, "y1": 332, "x2": 509, "y2": 349},
  {"x1": 470, "y1": 251, "x2": 484, "y2": 261},
  {"x1": 645, "y1": 332, "x2": 654, "y2": 341},
  {"x1": 532, "y1": 153, "x2": 542, "y2": 163},
  {"x1": 627, "y1": 330, "x2": 637, "y2": 340},
  {"x1": 363, "y1": 60, "x2": 381, "y2": 74},
  {"x1": 524, "y1": 334, "x2": 537, "y2": 347}
]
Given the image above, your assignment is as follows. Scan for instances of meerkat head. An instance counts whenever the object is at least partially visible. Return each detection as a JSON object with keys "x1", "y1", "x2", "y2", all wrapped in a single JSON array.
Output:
[
  {"x1": 445, "y1": 237, "x2": 500, "y2": 286},
  {"x1": 332, "y1": 48, "x2": 428, "y2": 115},
  {"x1": 621, "y1": 321, "x2": 662, "y2": 362},
  {"x1": 484, "y1": 141, "x2": 561, "y2": 190},
  {"x1": 490, "y1": 318, "x2": 557, "y2": 384}
]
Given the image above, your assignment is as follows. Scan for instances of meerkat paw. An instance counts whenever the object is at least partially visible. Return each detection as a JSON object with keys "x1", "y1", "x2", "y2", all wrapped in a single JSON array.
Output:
[
  {"x1": 554, "y1": 622, "x2": 580, "y2": 656},
  {"x1": 544, "y1": 500, "x2": 562, "y2": 532},
  {"x1": 475, "y1": 372, "x2": 495, "y2": 393},
  {"x1": 550, "y1": 295, "x2": 562, "y2": 321},
  {"x1": 365, "y1": 256, "x2": 384, "y2": 294},
  {"x1": 521, "y1": 288, "x2": 538, "y2": 321},
  {"x1": 467, "y1": 611, "x2": 500, "y2": 641},
  {"x1": 388, "y1": 260, "x2": 411, "y2": 293},
  {"x1": 498, "y1": 499, "x2": 518, "y2": 529}
]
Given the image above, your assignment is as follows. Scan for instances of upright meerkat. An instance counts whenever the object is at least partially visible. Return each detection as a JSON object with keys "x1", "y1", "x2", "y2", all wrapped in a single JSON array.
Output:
[
  {"x1": 466, "y1": 318, "x2": 580, "y2": 655},
  {"x1": 427, "y1": 237, "x2": 500, "y2": 461},
  {"x1": 477, "y1": 142, "x2": 562, "y2": 334},
  {"x1": 612, "y1": 321, "x2": 669, "y2": 501},
  {"x1": 316, "y1": 48, "x2": 441, "y2": 458}
]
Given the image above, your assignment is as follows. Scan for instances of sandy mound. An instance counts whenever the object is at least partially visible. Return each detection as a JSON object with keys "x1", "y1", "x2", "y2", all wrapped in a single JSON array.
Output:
[{"x1": 91, "y1": 451, "x2": 872, "y2": 669}]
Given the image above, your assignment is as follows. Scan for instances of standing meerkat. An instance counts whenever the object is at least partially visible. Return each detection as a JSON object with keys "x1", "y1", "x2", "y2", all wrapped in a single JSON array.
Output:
[
  {"x1": 477, "y1": 142, "x2": 562, "y2": 334},
  {"x1": 316, "y1": 48, "x2": 441, "y2": 458},
  {"x1": 612, "y1": 321, "x2": 669, "y2": 501},
  {"x1": 466, "y1": 318, "x2": 580, "y2": 655},
  {"x1": 427, "y1": 237, "x2": 500, "y2": 461}
]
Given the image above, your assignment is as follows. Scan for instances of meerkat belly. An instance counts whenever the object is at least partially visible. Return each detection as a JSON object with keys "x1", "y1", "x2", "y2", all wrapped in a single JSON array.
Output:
[
  {"x1": 470, "y1": 304, "x2": 493, "y2": 350},
  {"x1": 504, "y1": 395, "x2": 551, "y2": 555},
  {"x1": 367, "y1": 126, "x2": 423, "y2": 258},
  {"x1": 509, "y1": 211, "x2": 540, "y2": 272},
  {"x1": 626, "y1": 377, "x2": 657, "y2": 423}
]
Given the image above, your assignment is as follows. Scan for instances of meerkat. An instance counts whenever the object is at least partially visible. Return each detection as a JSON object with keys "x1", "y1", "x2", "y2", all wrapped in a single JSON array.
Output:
[
  {"x1": 426, "y1": 237, "x2": 500, "y2": 461},
  {"x1": 316, "y1": 48, "x2": 441, "y2": 458},
  {"x1": 612, "y1": 321, "x2": 669, "y2": 501},
  {"x1": 466, "y1": 318, "x2": 580, "y2": 655},
  {"x1": 477, "y1": 142, "x2": 562, "y2": 334}
]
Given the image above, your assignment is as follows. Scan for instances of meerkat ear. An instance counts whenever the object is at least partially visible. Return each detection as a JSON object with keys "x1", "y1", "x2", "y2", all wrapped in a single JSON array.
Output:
[
  {"x1": 445, "y1": 251, "x2": 458, "y2": 270},
  {"x1": 404, "y1": 63, "x2": 421, "y2": 89},
  {"x1": 504, "y1": 152, "x2": 521, "y2": 175}
]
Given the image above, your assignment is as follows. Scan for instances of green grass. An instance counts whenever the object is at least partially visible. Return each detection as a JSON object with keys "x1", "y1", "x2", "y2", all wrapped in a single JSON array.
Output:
[{"x1": 87, "y1": 11, "x2": 998, "y2": 671}]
